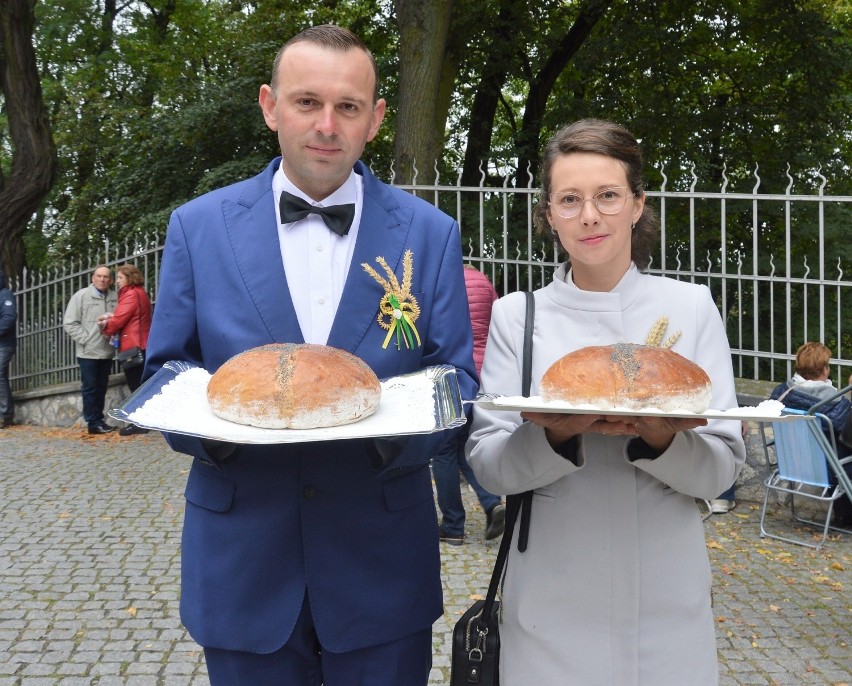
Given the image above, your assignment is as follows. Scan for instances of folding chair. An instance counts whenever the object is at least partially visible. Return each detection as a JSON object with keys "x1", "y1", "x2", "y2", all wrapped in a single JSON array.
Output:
[{"x1": 759, "y1": 402, "x2": 852, "y2": 548}]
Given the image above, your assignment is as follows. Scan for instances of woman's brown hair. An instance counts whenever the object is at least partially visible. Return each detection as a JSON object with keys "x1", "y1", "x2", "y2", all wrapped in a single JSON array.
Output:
[
  {"x1": 116, "y1": 263, "x2": 144, "y2": 287},
  {"x1": 533, "y1": 118, "x2": 659, "y2": 271}
]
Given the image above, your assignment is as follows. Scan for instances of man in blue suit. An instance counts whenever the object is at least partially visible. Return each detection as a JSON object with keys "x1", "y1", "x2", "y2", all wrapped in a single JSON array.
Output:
[{"x1": 144, "y1": 24, "x2": 477, "y2": 685}]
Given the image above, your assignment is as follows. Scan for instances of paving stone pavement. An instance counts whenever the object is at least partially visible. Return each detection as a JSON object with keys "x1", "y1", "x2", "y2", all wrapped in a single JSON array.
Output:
[{"x1": 1, "y1": 425, "x2": 849, "y2": 685}]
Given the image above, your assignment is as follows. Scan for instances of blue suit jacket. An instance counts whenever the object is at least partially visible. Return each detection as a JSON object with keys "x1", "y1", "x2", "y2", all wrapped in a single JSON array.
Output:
[{"x1": 145, "y1": 158, "x2": 478, "y2": 653}]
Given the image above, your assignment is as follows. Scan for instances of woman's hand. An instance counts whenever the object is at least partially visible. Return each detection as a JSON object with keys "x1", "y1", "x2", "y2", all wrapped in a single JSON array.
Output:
[
  {"x1": 632, "y1": 415, "x2": 708, "y2": 452},
  {"x1": 520, "y1": 411, "x2": 707, "y2": 453}
]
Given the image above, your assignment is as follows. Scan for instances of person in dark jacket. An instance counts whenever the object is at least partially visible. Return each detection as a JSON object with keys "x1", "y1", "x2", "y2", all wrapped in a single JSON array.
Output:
[
  {"x1": 0, "y1": 270, "x2": 17, "y2": 428},
  {"x1": 770, "y1": 341, "x2": 852, "y2": 525},
  {"x1": 432, "y1": 265, "x2": 505, "y2": 545},
  {"x1": 770, "y1": 342, "x2": 851, "y2": 456}
]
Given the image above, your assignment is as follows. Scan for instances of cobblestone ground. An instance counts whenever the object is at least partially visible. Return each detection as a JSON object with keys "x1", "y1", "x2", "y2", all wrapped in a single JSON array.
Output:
[{"x1": 1, "y1": 425, "x2": 849, "y2": 685}]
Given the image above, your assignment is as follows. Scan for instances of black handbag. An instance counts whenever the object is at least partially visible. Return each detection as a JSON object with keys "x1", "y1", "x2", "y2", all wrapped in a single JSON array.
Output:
[
  {"x1": 117, "y1": 346, "x2": 144, "y2": 369},
  {"x1": 450, "y1": 291, "x2": 535, "y2": 686}
]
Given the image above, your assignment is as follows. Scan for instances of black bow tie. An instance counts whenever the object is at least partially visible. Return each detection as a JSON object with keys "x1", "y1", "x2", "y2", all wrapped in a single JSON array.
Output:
[{"x1": 279, "y1": 191, "x2": 355, "y2": 237}]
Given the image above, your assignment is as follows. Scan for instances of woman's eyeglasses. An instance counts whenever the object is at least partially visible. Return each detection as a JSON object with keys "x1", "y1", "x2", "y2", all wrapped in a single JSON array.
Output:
[{"x1": 549, "y1": 187, "x2": 635, "y2": 219}]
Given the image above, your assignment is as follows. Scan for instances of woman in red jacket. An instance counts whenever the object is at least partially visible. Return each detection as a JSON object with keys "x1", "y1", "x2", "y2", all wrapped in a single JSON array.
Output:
[{"x1": 99, "y1": 263, "x2": 152, "y2": 435}]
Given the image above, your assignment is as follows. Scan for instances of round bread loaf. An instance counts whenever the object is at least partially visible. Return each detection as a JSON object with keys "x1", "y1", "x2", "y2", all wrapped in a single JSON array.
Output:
[
  {"x1": 540, "y1": 343, "x2": 712, "y2": 412},
  {"x1": 207, "y1": 343, "x2": 381, "y2": 429}
]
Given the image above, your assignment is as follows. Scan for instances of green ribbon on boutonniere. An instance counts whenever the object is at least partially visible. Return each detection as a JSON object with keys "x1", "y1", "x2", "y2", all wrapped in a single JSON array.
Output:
[{"x1": 362, "y1": 250, "x2": 422, "y2": 350}]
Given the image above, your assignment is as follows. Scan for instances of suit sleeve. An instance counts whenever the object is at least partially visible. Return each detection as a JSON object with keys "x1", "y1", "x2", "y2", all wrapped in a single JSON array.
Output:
[
  {"x1": 143, "y1": 210, "x2": 213, "y2": 461},
  {"x1": 144, "y1": 210, "x2": 203, "y2": 377},
  {"x1": 377, "y1": 216, "x2": 478, "y2": 476}
]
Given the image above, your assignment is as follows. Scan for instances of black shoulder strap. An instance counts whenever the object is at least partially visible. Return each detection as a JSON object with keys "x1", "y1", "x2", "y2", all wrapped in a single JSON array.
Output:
[
  {"x1": 515, "y1": 291, "x2": 534, "y2": 552},
  {"x1": 522, "y1": 290, "x2": 534, "y2": 397},
  {"x1": 480, "y1": 291, "x2": 537, "y2": 623}
]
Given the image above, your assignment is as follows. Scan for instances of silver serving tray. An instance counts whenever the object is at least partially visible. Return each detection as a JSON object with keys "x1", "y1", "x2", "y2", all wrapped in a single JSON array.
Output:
[
  {"x1": 109, "y1": 361, "x2": 465, "y2": 444},
  {"x1": 474, "y1": 394, "x2": 809, "y2": 422}
]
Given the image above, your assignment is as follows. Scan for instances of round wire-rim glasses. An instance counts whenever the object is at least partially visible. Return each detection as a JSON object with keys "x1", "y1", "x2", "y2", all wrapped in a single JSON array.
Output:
[{"x1": 549, "y1": 187, "x2": 636, "y2": 219}]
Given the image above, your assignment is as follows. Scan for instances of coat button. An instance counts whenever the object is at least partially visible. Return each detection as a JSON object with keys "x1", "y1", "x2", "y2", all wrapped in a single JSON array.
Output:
[{"x1": 303, "y1": 486, "x2": 317, "y2": 499}]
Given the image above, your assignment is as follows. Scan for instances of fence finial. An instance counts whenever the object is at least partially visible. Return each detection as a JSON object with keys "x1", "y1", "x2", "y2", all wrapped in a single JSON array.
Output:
[
  {"x1": 752, "y1": 163, "x2": 761, "y2": 193},
  {"x1": 785, "y1": 163, "x2": 794, "y2": 195},
  {"x1": 816, "y1": 165, "x2": 827, "y2": 194}
]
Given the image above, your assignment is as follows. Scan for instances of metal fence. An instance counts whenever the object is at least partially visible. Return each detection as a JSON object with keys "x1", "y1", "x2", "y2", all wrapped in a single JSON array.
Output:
[{"x1": 10, "y1": 166, "x2": 852, "y2": 393}]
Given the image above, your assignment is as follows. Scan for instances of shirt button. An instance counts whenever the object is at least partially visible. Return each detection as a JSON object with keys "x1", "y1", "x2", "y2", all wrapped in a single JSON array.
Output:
[
  {"x1": 317, "y1": 296, "x2": 326, "y2": 305},
  {"x1": 316, "y1": 243, "x2": 325, "y2": 252},
  {"x1": 303, "y1": 486, "x2": 317, "y2": 499}
]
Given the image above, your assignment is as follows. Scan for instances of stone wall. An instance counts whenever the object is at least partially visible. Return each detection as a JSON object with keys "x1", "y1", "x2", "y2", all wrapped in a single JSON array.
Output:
[{"x1": 13, "y1": 374, "x2": 132, "y2": 428}]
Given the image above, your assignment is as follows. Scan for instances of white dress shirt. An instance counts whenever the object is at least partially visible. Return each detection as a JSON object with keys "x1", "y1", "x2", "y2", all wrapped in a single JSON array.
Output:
[{"x1": 273, "y1": 164, "x2": 363, "y2": 344}]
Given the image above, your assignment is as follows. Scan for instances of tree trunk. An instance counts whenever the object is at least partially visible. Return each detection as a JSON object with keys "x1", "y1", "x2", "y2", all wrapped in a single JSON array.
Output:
[
  {"x1": 515, "y1": 0, "x2": 612, "y2": 187},
  {"x1": 0, "y1": 0, "x2": 58, "y2": 277},
  {"x1": 394, "y1": 0, "x2": 455, "y2": 186},
  {"x1": 460, "y1": 0, "x2": 523, "y2": 187}
]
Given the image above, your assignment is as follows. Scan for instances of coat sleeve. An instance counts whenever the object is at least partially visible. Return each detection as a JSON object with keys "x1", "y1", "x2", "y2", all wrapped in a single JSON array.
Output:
[
  {"x1": 0, "y1": 291, "x2": 16, "y2": 337},
  {"x1": 626, "y1": 286, "x2": 746, "y2": 499},
  {"x1": 62, "y1": 291, "x2": 86, "y2": 344},
  {"x1": 101, "y1": 288, "x2": 135, "y2": 336},
  {"x1": 467, "y1": 292, "x2": 579, "y2": 495}
]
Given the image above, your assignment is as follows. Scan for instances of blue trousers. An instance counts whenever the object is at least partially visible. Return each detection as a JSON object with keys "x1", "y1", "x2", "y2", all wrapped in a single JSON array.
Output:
[
  {"x1": 431, "y1": 416, "x2": 500, "y2": 537},
  {"x1": 204, "y1": 591, "x2": 431, "y2": 685},
  {"x1": 0, "y1": 345, "x2": 14, "y2": 421},
  {"x1": 77, "y1": 357, "x2": 113, "y2": 427}
]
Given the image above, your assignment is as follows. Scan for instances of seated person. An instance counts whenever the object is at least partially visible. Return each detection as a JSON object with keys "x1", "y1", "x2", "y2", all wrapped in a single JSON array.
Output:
[
  {"x1": 770, "y1": 342, "x2": 851, "y2": 457},
  {"x1": 770, "y1": 342, "x2": 852, "y2": 526}
]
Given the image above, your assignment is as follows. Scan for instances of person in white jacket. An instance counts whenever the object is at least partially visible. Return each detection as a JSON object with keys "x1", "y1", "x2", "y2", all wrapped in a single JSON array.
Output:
[{"x1": 467, "y1": 119, "x2": 745, "y2": 686}]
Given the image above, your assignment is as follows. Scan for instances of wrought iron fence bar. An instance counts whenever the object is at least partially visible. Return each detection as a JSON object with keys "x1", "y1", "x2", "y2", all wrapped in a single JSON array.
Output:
[{"x1": 9, "y1": 171, "x2": 852, "y2": 395}]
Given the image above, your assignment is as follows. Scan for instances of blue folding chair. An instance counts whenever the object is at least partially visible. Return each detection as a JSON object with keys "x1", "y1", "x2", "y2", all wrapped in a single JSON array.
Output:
[{"x1": 759, "y1": 405, "x2": 852, "y2": 548}]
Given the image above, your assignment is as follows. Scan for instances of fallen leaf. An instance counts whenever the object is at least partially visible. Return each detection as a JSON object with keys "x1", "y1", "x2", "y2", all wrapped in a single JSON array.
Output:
[
  {"x1": 769, "y1": 605, "x2": 780, "y2": 612},
  {"x1": 706, "y1": 540, "x2": 723, "y2": 549},
  {"x1": 125, "y1": 606, "x2": 137, "y2": 617}
]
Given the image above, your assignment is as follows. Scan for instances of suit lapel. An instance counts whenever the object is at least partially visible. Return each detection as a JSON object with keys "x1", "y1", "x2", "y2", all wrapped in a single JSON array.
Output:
[
  {"x1": 327, "y1": 164, "x2": 411, "y2": 353},
  {"x1": 222, "y1": 160, "x2": 305, "y2": 344}
]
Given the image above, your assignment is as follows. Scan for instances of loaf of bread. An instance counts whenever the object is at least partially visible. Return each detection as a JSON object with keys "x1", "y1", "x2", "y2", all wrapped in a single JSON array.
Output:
[
  {"x1": 207, "y1": 343, "x2": 381, "y2": 429},
  {"x1": 540, "y1": 343, "x2": 712, "y2": 412}
]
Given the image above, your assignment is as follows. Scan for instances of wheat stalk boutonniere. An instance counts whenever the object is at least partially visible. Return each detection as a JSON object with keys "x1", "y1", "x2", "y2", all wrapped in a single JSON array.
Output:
[
  {"x1": 644, "y1": 315, "x2": 682, "y2": 349},
  {"x1": 362, "y1": 249, "x2": 422, "y2": 350}
]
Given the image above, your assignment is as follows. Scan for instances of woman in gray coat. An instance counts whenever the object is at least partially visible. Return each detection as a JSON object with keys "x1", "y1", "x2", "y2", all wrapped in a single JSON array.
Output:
[{"x1": 467, "y1": 119, "x2": 746, "y2": 686}]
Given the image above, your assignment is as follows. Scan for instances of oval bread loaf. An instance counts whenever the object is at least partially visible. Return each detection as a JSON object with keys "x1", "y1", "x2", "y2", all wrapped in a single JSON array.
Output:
[
  {"x1": 207, "y1": 343, "x2": 381, "y2": 429},
  {"x1": 540, "y1": 343, "x2": 712, "y2": 412}
]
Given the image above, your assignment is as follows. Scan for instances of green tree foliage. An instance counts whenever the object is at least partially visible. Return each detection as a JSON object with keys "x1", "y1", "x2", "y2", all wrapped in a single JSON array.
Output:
[{"x1": 7, "y1": 0, "x2": 850, "y2": 277}]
